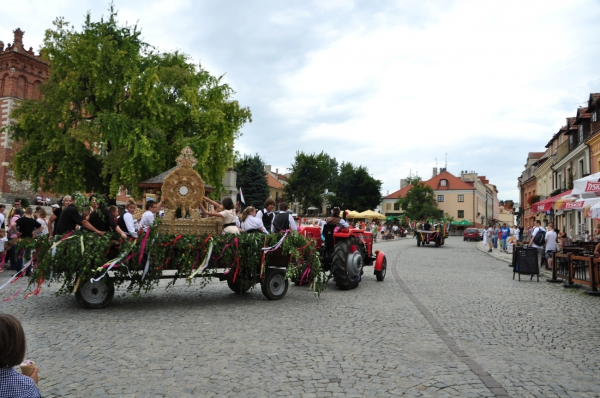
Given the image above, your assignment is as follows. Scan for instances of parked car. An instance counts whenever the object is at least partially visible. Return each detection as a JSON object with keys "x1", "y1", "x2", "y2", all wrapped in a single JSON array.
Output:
[{"x1": 464, "y1": 228, "x2": 480, "y2": 241}]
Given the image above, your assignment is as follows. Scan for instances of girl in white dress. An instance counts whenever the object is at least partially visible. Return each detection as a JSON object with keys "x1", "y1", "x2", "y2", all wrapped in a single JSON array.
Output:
[{"x1": 240, "y1": 206, "x2": 268, "y2": 234}]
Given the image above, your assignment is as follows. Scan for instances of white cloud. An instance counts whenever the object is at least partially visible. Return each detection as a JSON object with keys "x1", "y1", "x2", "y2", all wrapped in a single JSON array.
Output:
[{"x1": 3, "y1": 0, "x2": 600, "y2": 202}]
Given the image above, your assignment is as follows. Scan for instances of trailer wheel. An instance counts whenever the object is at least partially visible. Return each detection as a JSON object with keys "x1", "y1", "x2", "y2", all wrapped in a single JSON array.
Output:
[
  {"x1": 331, "y1": 239, "x2": 361, "y2": 290},
  {"x1": 75, "y1": 278, "x2": 114, "y2": 309},
  {"x1": 227, "y1": 271, "x2": 252, "y2": 294},
  {"x1": 375, "y1": 254, "x2": 387, "y2": 282},
  {"x1": 261, "y1": 269, "x2": 288, "y2": 300}
]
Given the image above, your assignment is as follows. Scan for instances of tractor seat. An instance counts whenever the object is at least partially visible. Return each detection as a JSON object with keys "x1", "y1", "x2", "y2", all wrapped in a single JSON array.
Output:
[{"x1": 322, "y1": 224, "x2": 336, "y2": 250}]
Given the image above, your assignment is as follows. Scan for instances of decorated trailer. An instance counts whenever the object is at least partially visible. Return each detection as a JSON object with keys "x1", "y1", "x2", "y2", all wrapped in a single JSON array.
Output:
[{"x1": 0, "y1": 148, "x2": 325, "y2": 308}]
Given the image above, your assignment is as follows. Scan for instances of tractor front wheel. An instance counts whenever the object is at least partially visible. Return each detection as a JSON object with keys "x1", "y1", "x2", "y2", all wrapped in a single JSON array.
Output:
[{"x1": 375, "y1": 254, "x2": 387, "y2": 282}]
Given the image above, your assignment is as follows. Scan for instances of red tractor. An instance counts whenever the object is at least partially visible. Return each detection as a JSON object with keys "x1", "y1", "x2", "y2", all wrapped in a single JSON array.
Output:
[{"x1": 297, "y1": 224, "x2": 387, "y2": 289}]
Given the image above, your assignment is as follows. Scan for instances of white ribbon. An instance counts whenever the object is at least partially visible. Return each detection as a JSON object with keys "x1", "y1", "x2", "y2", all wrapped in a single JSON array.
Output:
[
  {"x1": 141, "y1": 239, "x2": 155, "y2": 281},
  {"x1": 0, "y1": 253, "x2": 34, "y2": 293},
  {"x1": 187, "y1": 239, "x2": 214, "y2": 280},
  {"x1": 261, "y1": 231, "x2": 289, "y2": 253}
]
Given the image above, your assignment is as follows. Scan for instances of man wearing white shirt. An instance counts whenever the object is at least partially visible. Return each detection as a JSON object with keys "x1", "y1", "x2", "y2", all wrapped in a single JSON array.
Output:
[
  {"x1": 529, "y1": 220, "x2": 545, "y2": 268},
  {"x1": 544, "y1": 222, "x2": 557, "y2": 271},
  {"x1": 140, "y1": 200, "x2": 160, "y2": 232},
  {"x1": 118, "y1": 200, "x2": 139, "y2": 238},
  {"x1": 271, "y1": 202, "x2": 298, "y2": 233}
]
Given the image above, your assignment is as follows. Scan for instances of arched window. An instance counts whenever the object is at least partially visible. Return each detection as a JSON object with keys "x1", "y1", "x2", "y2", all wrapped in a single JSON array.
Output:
[
  {"x1": 32, "y1": 80, "x2": 42, "y2": 100},
  {"x1": 16, "y1": 75, "x2": 27, "y2": 98},
  {"x1": 0, "y1": 73, "x2": 8, "y2": 96}
]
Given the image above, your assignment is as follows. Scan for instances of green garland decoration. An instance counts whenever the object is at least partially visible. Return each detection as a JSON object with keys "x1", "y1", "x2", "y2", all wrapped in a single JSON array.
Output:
[{"x1": 22, "y1": 222, "x2": 326, "y2": 298}]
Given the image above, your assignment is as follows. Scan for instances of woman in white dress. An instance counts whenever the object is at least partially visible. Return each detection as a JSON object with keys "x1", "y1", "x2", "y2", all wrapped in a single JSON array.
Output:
[
  {"x1": 200, "y1": 196, "x2": 240, "y2": 234},
  {"x1": 240, "y1": 206, "x2": 268, "y2": 234}
]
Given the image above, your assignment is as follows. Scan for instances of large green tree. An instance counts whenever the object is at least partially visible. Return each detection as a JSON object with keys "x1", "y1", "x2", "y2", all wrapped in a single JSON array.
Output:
[
  {"x1": 7, "y1": 6, "x2": 251, "y2": 197},
  {"x1": 284, "y1": 151, "x2": 338, "y2": 213},
  {"x1": 396, "y1": 176, "x2": 439, "y2": 221},
  {"x1": 235, "y1": 154, "x2": 270, "y2": 208},
  {"x1": 329, "y1": 162, "x2": 382, "y2": 211}
]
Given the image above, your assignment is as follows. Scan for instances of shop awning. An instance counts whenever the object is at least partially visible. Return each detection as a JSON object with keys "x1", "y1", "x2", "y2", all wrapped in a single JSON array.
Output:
[
  {"x1": 531, "y1": 190, "x2": 572, "y2": 212},
  {"x1": 559, "y1": 197, "x2": 600, "y2": 211}
]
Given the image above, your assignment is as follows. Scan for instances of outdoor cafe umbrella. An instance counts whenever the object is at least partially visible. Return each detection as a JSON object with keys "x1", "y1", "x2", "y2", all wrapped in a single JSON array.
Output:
[
  {"x1": 357, "y1": 210, "x2": 385, "y2": 220},
  {"x1": 572, "y1": 172, "x2": 600, "y2": 197},
  {"x1": 346, "y1": 210, "x2": 362, "y2": 219}
]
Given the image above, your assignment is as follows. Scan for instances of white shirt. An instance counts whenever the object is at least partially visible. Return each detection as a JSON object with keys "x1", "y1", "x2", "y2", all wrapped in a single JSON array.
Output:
[
  {"x1": 241, "y1": 215, "x2": 267, "y2": 233},
  {"x1": 545, "y1": 230, "x2": 557, "y2": 252},
  {"x1": 0, "y1": 236, "x2": 7, "y2": 252},
  {"x1": 36, "y1": 218, "x2": 49, "y2": 236},
  {"x1": 530, "y1": 226, "x2": 544, "y2": 248},
  {"x1": 140, "y1": 210, "x2": 155, "y2": 231},
  {"x1": 0, "y1": 213, "x2": 4, "y2": 229},
  {"x1": 122, "y1": 212, "x2": 139, "y2": 238},
  {"x1": 271, "y1": 214, "x2": 298, "y2": 233}
]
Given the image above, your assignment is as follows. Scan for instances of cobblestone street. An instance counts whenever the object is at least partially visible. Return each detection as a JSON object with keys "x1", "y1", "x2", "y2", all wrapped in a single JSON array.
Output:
[{"x1": 1, "y1": 237, "x2": 599, "y2": 397}]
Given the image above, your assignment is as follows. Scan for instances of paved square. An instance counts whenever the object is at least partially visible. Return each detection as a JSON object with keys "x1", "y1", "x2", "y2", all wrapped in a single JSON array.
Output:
[{"x1": 1, "y1": 237, "x2": 598, "y2": 397}]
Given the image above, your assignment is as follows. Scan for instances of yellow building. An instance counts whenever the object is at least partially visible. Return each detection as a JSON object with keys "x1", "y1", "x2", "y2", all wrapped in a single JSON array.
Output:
[{"x1": 381, "y1": 170, "x2": 494, "y2": 228}]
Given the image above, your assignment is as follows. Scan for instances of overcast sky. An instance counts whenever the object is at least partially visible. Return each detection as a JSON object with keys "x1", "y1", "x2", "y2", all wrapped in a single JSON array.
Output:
[{"x1": 3, "y1": 0, "x2": 600, "y2": 202}]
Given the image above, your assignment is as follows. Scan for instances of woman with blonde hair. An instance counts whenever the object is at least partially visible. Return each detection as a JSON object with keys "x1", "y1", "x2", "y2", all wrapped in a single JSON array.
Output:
[
  {"x1": 117, "y1": 198, "x2": 139, "y2": 238},
  {"x1": 240, "y1": 206, "x2": 268, "y2": 234}
]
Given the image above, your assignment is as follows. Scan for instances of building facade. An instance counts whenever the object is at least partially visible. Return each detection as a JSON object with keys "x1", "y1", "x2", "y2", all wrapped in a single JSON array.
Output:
[
  {"x1": 381, "y1": 169, "x2": 496, "y2": 228},
  {"x1": 0, "y1": 28, "x2": 49, "y2": 202}
]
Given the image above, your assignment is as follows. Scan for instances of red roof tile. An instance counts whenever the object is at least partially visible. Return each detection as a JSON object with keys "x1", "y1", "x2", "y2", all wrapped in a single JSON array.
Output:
[
  {"x1": 383, "y1": 171, "x2": 475, "y2": 199},
  {"x1": 266, "y1": 174, "x2": 284, "y2": 189},
  {"x1": 527, "y1": 152, "x2": 544, "y2": 159}
]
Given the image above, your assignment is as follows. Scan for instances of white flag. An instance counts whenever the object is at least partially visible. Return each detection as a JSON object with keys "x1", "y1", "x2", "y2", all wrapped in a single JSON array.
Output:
[{"x1": 238, "y1": 187, "x2": 245, "y2": 205}]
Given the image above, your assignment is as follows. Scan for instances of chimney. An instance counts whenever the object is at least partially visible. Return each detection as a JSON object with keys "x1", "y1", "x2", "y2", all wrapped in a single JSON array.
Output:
[
  {"x1": 433, "y1": 167, "x2": 438, "y2": 177},
  {"x1": 265, "y1": 165, "x2": 271, "y2": 173},
  {"x1": 275, "y1": 168, "x2": 278, "y2": 175},
  {"x1": 400, "y1": 179, "x2": 408, "y2": 188}
]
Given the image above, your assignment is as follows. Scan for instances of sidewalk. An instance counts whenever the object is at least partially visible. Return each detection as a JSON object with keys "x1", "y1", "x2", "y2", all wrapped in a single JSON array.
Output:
[{"x1": 476, "y1": 241, "x2": 552, "y2": 278}]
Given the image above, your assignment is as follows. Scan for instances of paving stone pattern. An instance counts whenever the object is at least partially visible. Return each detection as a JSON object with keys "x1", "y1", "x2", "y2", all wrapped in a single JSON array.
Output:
[{"x1": 0, "y1": 237, "x2": 598, "y2": 397}]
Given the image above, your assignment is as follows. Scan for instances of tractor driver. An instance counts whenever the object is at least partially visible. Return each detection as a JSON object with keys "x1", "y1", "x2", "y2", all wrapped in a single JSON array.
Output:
[
  {"x1": 423, "y1": 220, "x2": 432, "y2": 231},
  {"x1": 326, "y1": 207, "x2": 349, "y2": 230}
]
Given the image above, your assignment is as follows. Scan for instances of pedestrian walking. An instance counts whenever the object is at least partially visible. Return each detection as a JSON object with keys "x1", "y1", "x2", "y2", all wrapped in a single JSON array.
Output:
[
  {"x1": 545, "y1": 222, "x2": 557, "y2": 271},
  {"x1": 518, "y1": 224, "x2": 524, "y2": 242},
  {"x1": 501, "y1": 223, "x2": 510, "y2": 253},
  {"x1": 529, "y1": 220, "x2": 546, "y2": 269},
  {"x1": 487, "y1": 225, "x2": 493, "y2": 252},
  {"x1": 493, "y1": 225, "x2": 499, "y2": 249}
]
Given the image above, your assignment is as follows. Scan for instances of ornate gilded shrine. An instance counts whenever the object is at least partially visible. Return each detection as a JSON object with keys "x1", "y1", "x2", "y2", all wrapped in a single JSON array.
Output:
[{"x1": 157, "y1": 147, "x2": 222, "y2": 235}]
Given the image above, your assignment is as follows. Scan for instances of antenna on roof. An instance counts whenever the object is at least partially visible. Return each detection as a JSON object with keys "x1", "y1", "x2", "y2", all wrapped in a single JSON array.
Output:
[
  {"x1": 445, "y1": 153, "x2": 448, "y2": 170},
  {"x1": 435, "y1": 157, "x2": 438, "y2": 169}
]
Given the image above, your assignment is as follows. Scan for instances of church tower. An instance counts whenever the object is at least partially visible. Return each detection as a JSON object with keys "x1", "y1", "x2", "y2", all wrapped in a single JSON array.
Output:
[{"x1": 0, "y1": 28, "x2": 49, "y2": 201}]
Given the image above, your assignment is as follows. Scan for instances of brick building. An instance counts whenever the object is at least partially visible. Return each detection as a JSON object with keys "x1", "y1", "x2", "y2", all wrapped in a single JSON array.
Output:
[{"x1": 0, "y1": 28, "x2": 49, "y2": 202}]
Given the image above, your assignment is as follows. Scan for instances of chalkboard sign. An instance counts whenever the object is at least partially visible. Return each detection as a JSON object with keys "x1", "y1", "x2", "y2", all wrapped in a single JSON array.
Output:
[{"x1": 513, "y1": 247, "x2": 539, "y2": 281}]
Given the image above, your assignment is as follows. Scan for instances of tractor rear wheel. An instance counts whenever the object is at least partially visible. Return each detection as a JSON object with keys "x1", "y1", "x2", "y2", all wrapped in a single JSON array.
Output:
[{"x1": 331, "y1": 239, "x2": 362, "y2": 290}]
